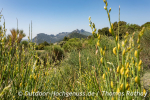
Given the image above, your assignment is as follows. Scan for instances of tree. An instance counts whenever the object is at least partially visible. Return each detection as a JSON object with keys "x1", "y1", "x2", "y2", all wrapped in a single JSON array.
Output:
[{"x1": 63, "y1": 36, "x2": 70, "y2": 41}]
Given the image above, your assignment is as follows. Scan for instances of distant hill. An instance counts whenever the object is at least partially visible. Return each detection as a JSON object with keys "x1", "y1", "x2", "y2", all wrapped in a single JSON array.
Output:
[
  {"x1": 68, "y1": 31, "x2": 87, "y2": 39},
  {"x1": 32, "y1": 29, "x2": 92, "y2": 44},
  {"x1": 72, "y1": 29, "x2": 92, "y2": 36}
]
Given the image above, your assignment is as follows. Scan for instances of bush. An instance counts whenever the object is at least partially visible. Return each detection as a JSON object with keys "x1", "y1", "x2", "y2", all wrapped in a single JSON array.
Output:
[
  {"x1": 52, "y1": 45, "x2": 64, "y2": 61},
  {"x1": 44, "y1": 45, "x2": 64, "y2": 61},
  {"x1": 21, "y1": 40, "x2": 28, "y2": 47},
  {"x1": 62, "y1": 38, "x2": 82, "y2": 52},
  {"x1": 58, "y1": 41, "x2": 66, "y2": 47},
  {"x1": 38, "y1": 44, "x2": 44, "y2": 50}
]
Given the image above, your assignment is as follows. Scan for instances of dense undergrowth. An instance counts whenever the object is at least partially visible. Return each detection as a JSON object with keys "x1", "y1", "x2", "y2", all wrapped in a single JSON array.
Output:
[{"x1": 0, "y1": 0, "x2": 150, "y2": 100}]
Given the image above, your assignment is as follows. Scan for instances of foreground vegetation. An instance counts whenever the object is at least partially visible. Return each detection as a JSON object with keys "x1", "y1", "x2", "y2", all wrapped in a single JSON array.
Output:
[{"x1": 0, "y1": 0, "x2": 150, "y2": 100}]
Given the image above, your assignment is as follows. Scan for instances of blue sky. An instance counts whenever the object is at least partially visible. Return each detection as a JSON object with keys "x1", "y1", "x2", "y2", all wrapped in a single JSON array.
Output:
[{"x1": 0, "y1": 0, "x2": 150, "y2": 39}]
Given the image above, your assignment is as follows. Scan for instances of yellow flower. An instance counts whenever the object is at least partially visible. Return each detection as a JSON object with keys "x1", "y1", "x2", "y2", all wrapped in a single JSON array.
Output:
[
  {"x1": 92, "y1": 31, "x2": 95, "y2": 35},
  {"x1": 102, "y1": 74, "x2": 105, "y2": 79},
  {"x1": 100, "y1": 57, "x2": 103, "y2": 63},
  {"x1": 125, "y1": 68, "x2": 129, "y2": 75},
  {"x1": 138, "y1": 66, "x2": 141, "y2": 72},
  {"x1": 116, "y1": 88, "x2": 120, "y2": 94},
  {"x1": 98, "y1": 35, "x2": 101, "y2": 40},
  {"x1": 122, "y1": 49, "x2": 126, "y2": 56},
  {"x1": 109, "y1": 7, "x2": 111, "y2": 13},
  {"x1": 100, "y1": 48, "x2": 103, "y2": 54},
  {"x1": 126, "y1": 62, "x2": 129, "y2": 68},
  {"x1": 111, "y1": 81, "x2": 113, "y2": 88},
  {"x1": 97, "y1": 41, "x2": 100, "y2": 46},
  {"x1": 143, "y1": 89, "x2": 146, "y2": 96},
  {"x1": 120, "y1": 83, "x2": 123, "y2": 91},
  {"x1": 104, "y1": 6, "x2": 107, "y2": 10},
  {"x1": 30, "y1": 75, "x2": 32, "y2": 79},
  {"x1": 20, "y1": 83, "x2": 22, "y2": 87},
  {"x1": 122, "y1": 41, "x2": 125, "y2": 47},
  {"x1": 113, "y1": 47, "x2": 117, "y2": 55},
  {"x1": 103, "y1": 51, "x2": 105, "y2": 56},
  {"x1": 138, "y1": 45, "x2": 140, "y2": 49},
  {"x1": 139, "y1": 59, "x2": 142, "y2": 66},
  {"x1": 109, "y1": 27, "x2": 112, "y2": 34},
  {"x1": 120, "y1": 67, "x2": 124, "y2": 75},
  {"x1": 89, "y1": 16, "x2": 91, "y2": 20},
  {"x1": 108, "y1": 67, "x2": 110, "y2": 72},
  {"x1": 106, "y1": 2, "x2": 108, "y2": 7},
  {"x1": 137, "y1": 38, "x2": 140, "y2": 43},
  {"x1": 126, "y1": 82, "x2": 129, "y2": 89},
  {"x1": 118, "y1": 43, "x2": 120, "y2": 50},
  {"x1": 135, "y1": 76, "x2": 138, "y2": 83},
  {"x1": 89, "y1": 24, "x2": 91, "y2": 27},
  {"x1": 134, "y1": 50, "x2": 138, "y2": 58}
]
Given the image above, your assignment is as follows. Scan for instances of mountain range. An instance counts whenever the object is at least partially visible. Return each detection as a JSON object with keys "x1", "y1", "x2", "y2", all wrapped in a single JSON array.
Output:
[{"x1": 22, "y1": 29, "x2": 92, "y2": 44}]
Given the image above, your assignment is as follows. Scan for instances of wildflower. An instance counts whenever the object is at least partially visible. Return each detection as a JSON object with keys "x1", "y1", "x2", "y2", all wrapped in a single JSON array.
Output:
[
  {"x1": 135, "y1": 76, "x2": 138, "y2": 83},
  {"x1": 111, "y1": 81, "x2": 113, "y2": 88},
  {"x1": 143, "y1": 89, "x2": 146, "y2": 96},
  {"x1": 138, "y1": 66, "x2": 141, "y2": 72},
  {"x1": 126, "y1": 62, "x2": 129, "y2": 68},
  {"x1": 97, "y1": 41, "x2": 100, "y2": 46},
  {"x1": 118, "y1": 43, "x2": 120, "y2": 50},
  {"x1": 113, "y1": 47, "x2": 117, "y2": 55},
  {"x1": 138, "y1": 45, "x2": 140, "y2": 49},
  {"x1": 122, "y1": 49, "x2": 126, "y2": 56},
  {"x1": 120, "y1": 83, "x2": 123, "y2": 91},
  {"x1": 103, "y1": 50, "x2": 105, "y2": 56},
  {"x1": 100, "y1": 57, "x2": 103, "y2": 63},
  {"x1": 108, "y1": 67, "x2": 110, "y2": 72},
  {"x1": 120, "y1": 67, "x2": 124, "y2": 75},
  {"x1": 89, "y1": 16, "x2": 91, "y2": 20},
  {"x1": 138, "y1": 59, "x2": 142, "y2": 66},
  {"x1": 109, "y1": 7, "x2": 111, "y2": 13},
  {"x1": 125, "y1": 68, "x2": 129, "y2": 75},
  {"x1": 116, "y1": 88, "x2": 120, "y2": 94},
  {"x1": 134, "y1": 50, "x2": 138, "y2": 58},
  {"x1": 30, "y1": 75, "x2": 32, "y2": 79},
  {"x1": 117, "y1": 66, "x2": 120, "y2": 73},
  {"x1": 106, "y1": 2, "x2": 108, "y2": 7},
  {"x1": 100, "y1": 48, "x2": 103, "y2": 54},
  {"x1": 20, "y1": 83, "x2": 22, "y2": 87},
  {"x1": 102, "y1": 74, "x2": 105, "y2": 79},
  {"x1": 104, "y1": 6, "x2": 107, "y2": 10},
  {"x1": 92, "y1": 31, "x2": 95, "y2": 35},
  {"x1": 122, "y1": 41, "x2": 125, "y2": 47},
  {"x1": 126, "y1": 82, "x2": 129, "y2": 89},
  {"x1": 89, "y1": 24, "x2": 91, "y2": 27},
  {"x1": 109, "y1": 27, "x2": 112, "y2": 34},
  {"x1": 98, "y1": 34, "x2": 101, "y2": 40},
  {"x1": 116, "y1": 35, "x2": 118, "y2": 41}
]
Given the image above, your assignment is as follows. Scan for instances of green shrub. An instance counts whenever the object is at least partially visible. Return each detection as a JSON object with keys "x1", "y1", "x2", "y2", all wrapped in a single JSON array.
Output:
[
  {"x1": 21, "y1": 40, "x2": 28, "y2": 47},
  {"x1": 38, "y1": 44, "x2": 44, "y2": 50},
  {"x1": 62, "y1": 38, "x2": 82, "y2": 52},
  {"x1": 58, "y1": 41, "x2": 66, "y2": 47},
  {"x1": 52, "y1": 45, "x2": 64, "y2": 61}
]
